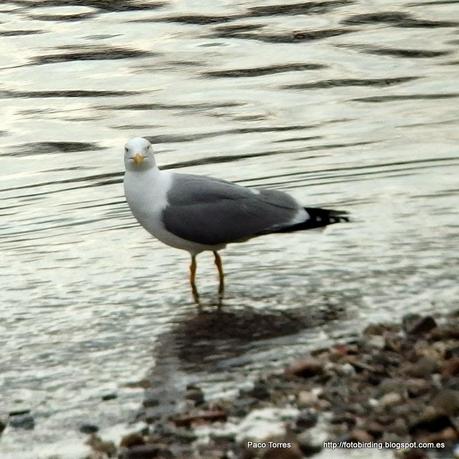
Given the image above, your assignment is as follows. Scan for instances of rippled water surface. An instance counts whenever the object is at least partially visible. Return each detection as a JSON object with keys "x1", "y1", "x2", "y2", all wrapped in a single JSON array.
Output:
[{"x1": 1, "y1": 0, "x2": 458, "y2": 456}]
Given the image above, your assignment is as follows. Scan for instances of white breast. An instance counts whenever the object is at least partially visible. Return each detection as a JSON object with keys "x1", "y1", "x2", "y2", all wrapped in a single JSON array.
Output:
[{"x1": 123, "y1": 169, "x2": 222, "y2": 254}]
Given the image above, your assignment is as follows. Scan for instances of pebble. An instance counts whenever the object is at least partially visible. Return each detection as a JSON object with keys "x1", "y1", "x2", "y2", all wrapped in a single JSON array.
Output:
[
  {"x1": 0, "y1": 418, "x2": 6, "y2": 434},
  {"x1": 120, "y1": 432, "x2": 145, "y2": 448},
  {"x1": 79, "y1": 423, "x2": 99, "y2": 434},
  {"x1": 263, "y1": 443, "x2": 304, "y2": 459},
  {"x1": 185, "y1": 385, "x2": 205, "y2": 405},
  {"x1": 442, "y1": 357, "x2": 459, "y2": 377},
  {"x1": 101, "y1": 393, "x2": 117, "y2": 401},
  {"x1": 296, "y1": 431, "x2": 323, "y2": 456},
  {"x1": 9, "y1": 413, "x2": 35, "y2": 430},
  {"x1": 296, "y1": 409, "x2": 318, "y2": 429},
  {"x1": 405, "y1": 378, "x2": 431, "y2": 398},
  {"x1": 297, "y1": 391, "x2": 318, "y2": 408},
  {"x1": 285, "y1": 357, "x2": 323, "y2": 378},
  {"x1": 349, "y1": 429, "x2": 373, "y2": 442},
  {"x1": 86, "y1": 434, "x2": 116, "y2": 457},
  {"x1": 246, "y1": 380, "x2": 270, "y2": 400},
  {"x1": 404, "y1": 356, "x2": 439, "y2": 378},
  {"x1": 172, "y1": 409, "x2": 227, "y2": 427},
  {"x1": 379, "y1": 392, "x2": 403, "y2": 407},
  {"x1": 431, "y1": 389, "x2": 459, "y2": 415},
  {"x1": 120, "y1": 444, "x2": 173, "y2": 459},
  {"x1": 402, "y1": 314, "x2": 437, "y2": 335},
  {"x1": 367, "y1": 335, "x2": 386, "y2": 349}
]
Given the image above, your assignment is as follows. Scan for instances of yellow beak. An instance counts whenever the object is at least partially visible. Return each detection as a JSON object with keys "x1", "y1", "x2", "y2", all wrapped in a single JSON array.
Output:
[{"x1": 132, "y1": 153, "x2": 145, "y2": 166}]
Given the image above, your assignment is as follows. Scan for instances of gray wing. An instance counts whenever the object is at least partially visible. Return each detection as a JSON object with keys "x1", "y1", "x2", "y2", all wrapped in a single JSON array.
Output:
[{"x1": 162, "y1": 173, "x2": 301, "y2": 245}]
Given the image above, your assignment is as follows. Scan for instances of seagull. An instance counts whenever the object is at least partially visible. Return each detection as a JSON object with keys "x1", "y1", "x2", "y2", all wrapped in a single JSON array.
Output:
[{"x1": 123, "y1": 137, "x2": 349, "y2": 303}]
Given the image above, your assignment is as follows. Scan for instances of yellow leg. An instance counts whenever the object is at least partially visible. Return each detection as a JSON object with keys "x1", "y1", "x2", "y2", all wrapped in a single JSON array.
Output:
[
  {"x1": 213, "y1": 251, "x2": 225, "y2": 298},
  {"x1": 189, "y1": 255, "x2": 199, "y2": 303}
]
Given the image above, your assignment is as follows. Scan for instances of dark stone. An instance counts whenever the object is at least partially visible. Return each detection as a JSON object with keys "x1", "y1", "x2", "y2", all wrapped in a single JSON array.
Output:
[
  {"x1": 432, "y1": 389, "x2": 459, "y2": 415},
  {"x1": 120, "y1": 432, "x2": 145, "y2": 448},
  {"x1": 9, "y1": 413, "x2": 35, "y2": 430},
  {"x1": 246, "y1": 380, "x2": 270, "y2": 400},
  {"x1": 400, "y1": 449, "x2": 429, "y2": 459},
  {"x1": 409, "y1": 413, "x2": 454, "y2": 435},
  {"x1": 0, "y1": 419, "x2": 6, "y2": 435},
  {"x1": 442, "y1": 357, "x2": 459, "y2": 377},
  {"x1": 121, "y1": 444, "x2": 173, "y2": 459},
  {"x1": 263, "y1": 444, "x2": 304, "y2": 459},
  {"x1": 297, "y1": 431, "x2": 323, "y2": 456},
  {"x1": 79, "y1": 423, "x2": 99, "y2": 434},
  {"x1": 404, "y1": 356, "x2": 439, "y2": 378},
  {"x1": 142, "y1": 397, "x2": 160, "y2": 408},
  {"x1": 406, "y1": 379, "x2": 431, "y2": 398},
  {"x1": 402, "y1": 314, "x2": 437, "y2": 335},
  {"x1": 296, "y1": 409, "x2": 318, "y2": 429},
  {"x1": 8, "y1": 409, "x2": 31, "y2": 417},
  {"x1": 102, "y1": 393, "x2": 117, "y2": 401},
  {"x1": 285, "y1": 357, "x2": 323, "y2": 378},
  {"x1": 86, "y1": 434, "x2": 117, "y2": 457},
  {"x1": 185, "y1": 385, "x2": 205, "y2": 405},
  {"x1": 349, "y1": 429, "x2": 373, "y2": 442}
]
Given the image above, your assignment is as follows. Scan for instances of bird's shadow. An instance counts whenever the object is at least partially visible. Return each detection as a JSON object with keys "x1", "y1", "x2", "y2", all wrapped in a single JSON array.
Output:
[
  {"x1": 170, "y1": 298, "x2": 346, "y2": 369},
  {"x1": 134, "y1": 295, "x2": 347, "y2": 423}
]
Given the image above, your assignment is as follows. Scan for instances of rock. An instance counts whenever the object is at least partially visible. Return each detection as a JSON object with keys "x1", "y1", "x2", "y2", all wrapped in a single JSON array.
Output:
[
  {"x1": 8, "y1": 409, "x2": 31, "y2": 416},
  {"x1": 120, "y1": 444, "x2": 173, "y2": 459},
  {"x1": 102, "y1": 393, "x2": 117, "y2": 401},
  {"x1": 142, "y1": 397, "x2": 159, "y2": 408},
  {"x1": 296, "y1": 409, "x2": 318, "y2": 429},
  {"x1": 185, "y1": 385, "x2": 205, "y2": 405},
  {"x1": 9, "y1": 413, "x2": 35, "y2": 430},
  {"x1": 432, "y1": 389, "x2": 459, "y2": 415},
  {"x1": 398, "y1": 449, "x2": 429, "y2": 459},
  {"x1": 124, "y1": 379, "x2": 151, "y2": 389},
  {"x1": 79, "y1": 423, "x2": 99, "y2": 434},
  {"x1": 349, "y1": 429, "x2": 373, "y2": 442},
  {"x1": 377, "y1": 378, "x2": 405, "y2": 396},
  {"x1": 404, "y1": 356, "x2": 439, "y2": 378},
  {"x1": 172, "y1": 409, "x2": 227, "y2": 428},
  {"x1": 379, "y1": 392, "x2": 403, "y2": 407},
  {"x1": 367, "y1": 335, "x2": 385, "y2": 349},
  {"x1": 285, "y1": 357, "x2": 323, "y2": 378},
  {"x1": 416, "y1": 426, "x2": 458, "y2": 443},
  {"x1": 409, "y1": 413, "x2": 455, "y2": 436},
  {"x1": 263, "y1": 443, "x2": 304, "y2": 459},
  {"x1": 335, "y1": 363, "x2": 356, "y2": 376},
  {"x1": 120, "y1": 432, "x2": 145, "y2": 448},
  {"x1": 430, "y1": 325, "x2": 459, "y2": 341},
  {"x1": 406, "y1": 379, "x2": 431, "y2": 398},
  {"x1": 296, "y1": 431, "x2": 323, "y2": 456},
  {"x1": 446, "y1": 345, "x2": 459, "y2": 359},
  {"x1": 297, "y1": 391, "x2": 318, "y2": 408},
  {"x1": 391, "y1": 418, "x2": 408, "y2": 436},
  {"x1": 442, "y1": 357, "x2": 459, "y2": 377},
  {"x1": 0, "y1": 418, "x2": 6, "y2": 435},
  {"x1": 86, "y1": 434, "x2": 117, "y2": 457},
  {"x1": 366, "y1": 421, "x2": 385, "y2": 438},
  {"x1": 363, "y1": 323, "x2": 389, "y2": 336},
  {"x1": 232, "y1": 397, "x2": 256, "y2": 417},
  {"x1": 247, "y1": 381, "x2": 270, "y2": 401},
  {"x1": 402, "y1": 314, "x2": 437, "y2": 335}
]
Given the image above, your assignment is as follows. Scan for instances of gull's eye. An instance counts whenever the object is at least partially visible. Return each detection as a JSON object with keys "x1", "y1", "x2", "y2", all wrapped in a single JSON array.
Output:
[{"x1": 125, "y1": 146, "x2": 129, "y2": 153}]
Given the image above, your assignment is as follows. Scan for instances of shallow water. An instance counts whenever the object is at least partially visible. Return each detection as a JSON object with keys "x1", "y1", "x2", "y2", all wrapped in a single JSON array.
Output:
[{"x1": 0, "y1": 0, "x2": 458, "y2": 456}]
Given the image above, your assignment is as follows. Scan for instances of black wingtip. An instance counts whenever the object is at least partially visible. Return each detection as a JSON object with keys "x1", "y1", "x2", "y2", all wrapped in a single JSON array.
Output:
[{"x1": 304, "y1": 207, "x2": 350, "y2": 227}]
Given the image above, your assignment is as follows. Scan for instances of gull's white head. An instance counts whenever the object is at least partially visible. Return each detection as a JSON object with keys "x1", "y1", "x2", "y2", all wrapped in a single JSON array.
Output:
[{"x1": 124, "y1": 137, "x2": 156, "y2": 171}]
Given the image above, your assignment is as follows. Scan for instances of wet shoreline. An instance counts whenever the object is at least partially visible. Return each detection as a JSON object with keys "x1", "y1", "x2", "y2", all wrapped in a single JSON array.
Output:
[{"x1": 81, "y1": 309, "x2": 459, "y2": 459}]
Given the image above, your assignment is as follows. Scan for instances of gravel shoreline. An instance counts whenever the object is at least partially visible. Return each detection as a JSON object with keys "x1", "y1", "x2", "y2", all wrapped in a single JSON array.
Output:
[{"x1": 85, "y1": 310, "x2": 459, "y2": 459}]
